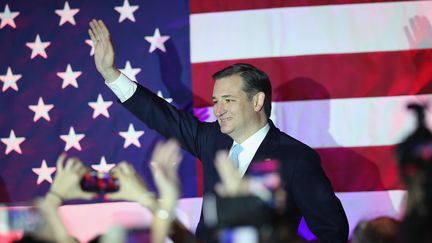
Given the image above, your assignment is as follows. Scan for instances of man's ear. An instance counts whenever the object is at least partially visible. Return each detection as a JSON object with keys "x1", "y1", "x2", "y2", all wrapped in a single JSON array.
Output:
[{"x1": 253, "y1": 92, "x2": 265, "y2": 112}]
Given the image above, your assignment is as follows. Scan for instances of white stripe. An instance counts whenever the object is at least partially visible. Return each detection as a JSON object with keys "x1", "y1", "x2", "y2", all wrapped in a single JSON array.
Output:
[
  {"x1": 191, "y1": 1, "x2": 432, "y2": 63},
  {"x1": 336, "y1": 190, "x2": 406, "y2": 222},
  {"x1": 335, "y1": 190, "x2": 406, "y2": 238},
  {"x1": 298, "y1": 190, "x2": 406, "y2": 239},
  {"x1": 194, "y1": 94, "x2": 432, "y2": 148}
]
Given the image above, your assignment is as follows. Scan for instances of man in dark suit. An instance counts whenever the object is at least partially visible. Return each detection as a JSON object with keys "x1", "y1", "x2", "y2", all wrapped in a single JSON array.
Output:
[{"x1": 89, "y1": 19, "x2": 348, "y2": 242}]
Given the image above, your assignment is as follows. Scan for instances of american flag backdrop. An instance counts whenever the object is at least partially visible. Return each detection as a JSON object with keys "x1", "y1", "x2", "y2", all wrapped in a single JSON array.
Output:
[
  {"x1": 0, "y1": 0, "x2": 196, "y2": 203},
  {"x1": 1, "y1": 0, "x2": 432, "y2": 241}
]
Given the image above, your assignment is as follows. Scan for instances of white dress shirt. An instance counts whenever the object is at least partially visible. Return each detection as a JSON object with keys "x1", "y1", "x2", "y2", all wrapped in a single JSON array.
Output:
[
  {"x1": 106, "y1": 72, "x2": 137, "y2": 102},
  {"x1": 229, "y1": 124, "x2": 270, "y2": 177}
]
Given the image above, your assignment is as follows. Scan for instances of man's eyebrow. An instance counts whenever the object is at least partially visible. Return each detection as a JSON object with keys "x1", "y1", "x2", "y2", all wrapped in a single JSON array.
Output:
[{"x1": 212, "y1": 94, "x2": 237, "y2": 101}]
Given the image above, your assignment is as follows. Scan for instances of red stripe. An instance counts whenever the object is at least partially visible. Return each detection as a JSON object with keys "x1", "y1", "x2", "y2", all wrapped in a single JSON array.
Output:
[
  {"x1": 192, "y1": 49, "x2": 432, "y2": 107},
  {"x1": 317, "y1": 145, "x2": 404, "y2": 192},
  {"x1": 190, "y1": 0, "x2": 411, "y2": 14}
]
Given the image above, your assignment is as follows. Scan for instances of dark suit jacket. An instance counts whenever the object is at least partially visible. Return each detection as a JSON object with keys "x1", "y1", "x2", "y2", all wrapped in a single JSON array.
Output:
[{"x1": 122, "y1": 83, "x2": 349, "y2": 243}]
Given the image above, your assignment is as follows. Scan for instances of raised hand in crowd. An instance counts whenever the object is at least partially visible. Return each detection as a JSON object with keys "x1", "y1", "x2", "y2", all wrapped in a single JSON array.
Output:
[
  {"x1": 29, "y1": 197, "x2": 78, "y2": 243},
  {"x1": 149, "y1": 139, "x2": 182, "y2": 215},
  {"x1": 148, "y1": 139, "x2": 183, "y2": 243},
  {"x1": 105, "y1": 162, "x2": 157, "y2": 210},
  {"x1": 214, "y1": 151, "x2": 249, "y2": 197},
  {"x1": 46, "y1": 153, "x2": 97, "y2": 207},
  {"x1": 16, "y1": 154, "x2": 95, "y2": 243},
  {"x1": 106, "y1": 139, "x2": 195, "y2": 243}
]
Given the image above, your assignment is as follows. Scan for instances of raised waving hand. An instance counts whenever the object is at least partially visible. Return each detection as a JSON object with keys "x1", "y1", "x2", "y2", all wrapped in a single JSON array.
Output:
[{"x1": 88, "y1": 19, "x2": 120, "y2": 82}]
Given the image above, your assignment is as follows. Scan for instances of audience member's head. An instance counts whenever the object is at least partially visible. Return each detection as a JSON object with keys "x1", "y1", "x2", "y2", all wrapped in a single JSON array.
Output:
[{"x1": 351, "y1": 216, "x2": 400, "y2": 243}]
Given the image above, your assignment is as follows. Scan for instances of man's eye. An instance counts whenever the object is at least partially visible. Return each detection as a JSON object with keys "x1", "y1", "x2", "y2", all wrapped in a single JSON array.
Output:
[
  {"x1": 225, "y1": 99, "x2": 233, "y2": 103},
  {"x1": 212, "y1": 100, "x2": 218, "y2": 104}
]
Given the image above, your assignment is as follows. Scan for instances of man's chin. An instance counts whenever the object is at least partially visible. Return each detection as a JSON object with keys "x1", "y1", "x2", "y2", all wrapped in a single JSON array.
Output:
[{"x1": 219, "y1": 127, "x2": 232, "y2": 135}]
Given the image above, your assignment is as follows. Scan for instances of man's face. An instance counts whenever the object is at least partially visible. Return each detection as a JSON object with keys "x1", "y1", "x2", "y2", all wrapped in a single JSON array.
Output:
[{"x1": 212, "y1": 75, "x2": 258, "y2": 141}]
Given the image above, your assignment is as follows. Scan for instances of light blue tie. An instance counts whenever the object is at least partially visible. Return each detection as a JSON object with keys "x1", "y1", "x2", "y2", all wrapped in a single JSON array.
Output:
[{"x1": 230, "y1": 144, "x2": 243, "y2": 169}]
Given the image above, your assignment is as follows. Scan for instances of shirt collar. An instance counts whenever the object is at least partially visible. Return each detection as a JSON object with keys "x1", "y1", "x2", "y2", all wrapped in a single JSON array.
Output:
[{"x1": 232, "y1": 123, "x2": 270, "y2": 151}]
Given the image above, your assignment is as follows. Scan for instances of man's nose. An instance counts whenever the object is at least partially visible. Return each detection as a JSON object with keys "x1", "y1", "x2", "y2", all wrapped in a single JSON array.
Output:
[{"x1": 214, "y1": 103, "x2": 226, "y2": 116}]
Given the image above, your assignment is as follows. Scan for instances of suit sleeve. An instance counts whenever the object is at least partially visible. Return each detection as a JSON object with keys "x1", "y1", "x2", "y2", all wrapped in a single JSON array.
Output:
[
  {"x1": 121, "y1": 83, "x2": 211, "y2": 160},
  {"x1": 290, "y1": 149, "x2": 349, "y2": 243}
]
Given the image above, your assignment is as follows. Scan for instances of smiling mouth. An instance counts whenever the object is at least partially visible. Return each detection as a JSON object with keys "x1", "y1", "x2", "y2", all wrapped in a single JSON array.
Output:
[{"x1": 219, "y1": 117, "x2": 232, "y2": 123}]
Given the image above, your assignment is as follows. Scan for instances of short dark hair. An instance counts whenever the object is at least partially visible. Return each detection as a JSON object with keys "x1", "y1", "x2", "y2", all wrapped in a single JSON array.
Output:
[
  {"x1": 352, "y1": 217, "x2": 400, "y2": 243},
  {"x1": 212, "y1": 63, "x2": 272, "y2": 118}
]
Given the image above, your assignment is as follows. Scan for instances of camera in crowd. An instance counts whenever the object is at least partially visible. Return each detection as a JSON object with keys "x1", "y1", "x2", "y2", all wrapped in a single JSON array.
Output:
[{"x1": 80, "y1": 170, "x2": 120, "y2": 193}]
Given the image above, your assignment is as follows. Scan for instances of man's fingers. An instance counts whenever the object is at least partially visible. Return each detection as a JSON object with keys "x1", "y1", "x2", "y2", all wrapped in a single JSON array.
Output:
[
  {"x1": 165, "y1": 139, "x2": 179, "y2": 150},
  {"x1": 71, "y1": 158, "x2": 84, "y2": 172},
  {"x1": 152, "y1": 139, "x2": 182, "y2": 171},
  {"x1": 64, "y1": 157, "x2": 76, "y2": 171},
  {"x1": 150, "y1": 161, "x2": 162, "y2": 183},
  {"x1": 115, "y1": 162, "x2": 135, "y2": 175},
  {"x1": 95, "y1": 20, "x2": 107, "y2": 40},
  {"x1": 167, "y1": 140, "x2": 182, "y2": 169},
  {"x1": 111, "y1": 162, "x2": 128, "y2": 178},
  {"x1": 99, "y1": 20, "x2": 110, "y2": 38},
  {"x1": 88, "y1": 29, "x2": 96, "y2": 44},
  {"x1": 404, "y1": 26, "x2": 414, "y2": 47},
  {"x1": 215, "y1": 150, "x2": 243, "y2": 195},
  {"x1": 89, "y1": 20, "x2": 99, "y2": 41},
  {"x1": 91, "y1": 19, "x2": 101, "y2": 35},
  {"x1": 90, "y1": 19, "x2": 104, "y2": 41},
  {"x1": 152, "y1": 165, "x2": 179, "y2": 203},
  {"x1": 151, "y1": 162, "x2": 168, "y2": 186},
  {"x1": 215, "y1": 183, "x2": 228, "y2": 197},
  {"x1": 410, "y1": 17, "x2": 419, "y2": 36},
  {"x1": 56, "y1": 153, "x2": 67, "y2": 172},
  {"x1": 76, "y1": 163, "x2": 87, "y2": 177},
  {"x1": 215, "y1": 150, "x2": 234, "y2": 179}
]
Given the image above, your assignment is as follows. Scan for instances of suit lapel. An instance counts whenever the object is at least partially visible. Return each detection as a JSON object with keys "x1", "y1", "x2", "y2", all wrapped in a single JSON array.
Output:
[{"x1": 246, "y1": 120, "x2": 280, "y2": 174}]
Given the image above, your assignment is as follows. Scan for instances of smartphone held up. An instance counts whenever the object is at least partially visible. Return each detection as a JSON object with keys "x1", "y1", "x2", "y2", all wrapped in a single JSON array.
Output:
[{"x1": 80, "y1": 171, "x2": 119, "y2": 193}]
